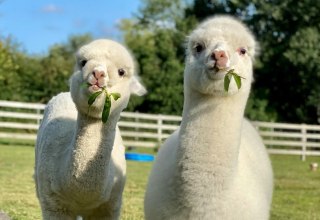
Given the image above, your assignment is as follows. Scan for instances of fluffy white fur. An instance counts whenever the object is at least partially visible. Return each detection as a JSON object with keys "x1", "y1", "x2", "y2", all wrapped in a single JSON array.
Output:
[
  {"x1": 35, "y1": 39, "x2": 145, "y2": 219},
  {"x1": 144, "y1": 16, "x2": 273, "y2": 220}
]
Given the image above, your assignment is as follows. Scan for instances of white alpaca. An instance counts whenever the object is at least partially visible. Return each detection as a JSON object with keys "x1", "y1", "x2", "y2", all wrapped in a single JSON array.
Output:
[
  {"x1": 144, "y1": 16, "x2": 273, "y2": 220},
  {"x1": 35, "y1": 39, "x2": 146, "y2": 219}
]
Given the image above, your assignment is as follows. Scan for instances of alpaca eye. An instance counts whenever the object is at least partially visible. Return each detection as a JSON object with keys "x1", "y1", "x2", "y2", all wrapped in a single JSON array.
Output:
[
  {"x1": 118, "y1": 68, "x2": 126, "y2": 77},
  {"x1": 238, "y1": 48, "x2": 247, "y2": 55},
  {"x1": 195, "y1": 44, "x2": 204, "y2": 53},
  {"x1": 80, "y1": 60, "x2": 87, "y2": 67}
]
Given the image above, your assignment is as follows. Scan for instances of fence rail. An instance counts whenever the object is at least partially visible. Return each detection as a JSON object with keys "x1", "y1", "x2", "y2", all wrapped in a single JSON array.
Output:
[{"x1": 0, "y1": 100, "x2": 320, "y2": 160}]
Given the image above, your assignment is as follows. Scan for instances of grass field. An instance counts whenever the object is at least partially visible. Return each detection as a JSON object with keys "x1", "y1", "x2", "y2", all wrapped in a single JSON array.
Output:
[{"x1": 0, "y1": 144, "x2": 320, "y2": 220}]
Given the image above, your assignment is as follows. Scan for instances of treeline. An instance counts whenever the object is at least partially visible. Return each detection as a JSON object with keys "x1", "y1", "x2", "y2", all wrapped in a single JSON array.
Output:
[
  {"x1": 0, "y1": 0, "x2": 319, "y2": 124},
  {"x1": 0, "y1": 34, "x2": 93, "y2": 103}
]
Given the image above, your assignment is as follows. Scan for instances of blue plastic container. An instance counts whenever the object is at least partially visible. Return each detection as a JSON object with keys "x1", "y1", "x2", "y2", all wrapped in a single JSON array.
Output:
[{"x1": 125, "y1": 153, "x2": 154, "y2": 162}]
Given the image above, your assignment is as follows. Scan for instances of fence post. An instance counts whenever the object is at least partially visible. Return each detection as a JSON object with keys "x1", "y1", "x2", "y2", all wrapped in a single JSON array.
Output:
[
  {"x1": 135, "y1": 111, "x2": 139, "y2": 142},
  {"x1": 157, "y1": 115, "x2": 163, "y2": 148},
  {"x1": 301, "y1": 124, "x2": 307, "y2": 161},
  {"x1": 36, "y1": 108, "x2": 41, "y2": 126}
]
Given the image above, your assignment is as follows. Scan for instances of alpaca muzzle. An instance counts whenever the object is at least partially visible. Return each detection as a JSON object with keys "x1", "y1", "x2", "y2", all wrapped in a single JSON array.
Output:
[{"x1": 88, "y1": 65, "x2": 109, "y2": 92}]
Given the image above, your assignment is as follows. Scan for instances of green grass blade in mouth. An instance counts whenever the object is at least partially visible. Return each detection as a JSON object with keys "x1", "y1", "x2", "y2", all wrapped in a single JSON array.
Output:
[
  {"x1": 224, "y1": 69, "x2": 245, "y2": 92},
  {"x1": 111, "y1": 93, "x2": 121, "y2": 101},
  {"x1": 232, "y1": 74, "x2": 242, "y2": 90},
  {"x1": 102, "y1": 95, "x2": 111, "y2": 123},
  {"x1": 87, "y1": 89, "x2": 121, "y2": 123},
  {"x1": 224, "y1": 73, "x2": 231, "y2": 92},
  {"x1": 88, "y1": 91, "x2": 103, "y2": 106}
]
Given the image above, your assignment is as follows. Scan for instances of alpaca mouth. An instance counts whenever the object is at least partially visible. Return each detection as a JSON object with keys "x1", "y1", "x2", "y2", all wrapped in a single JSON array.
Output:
[
  {"x1": 208, "y1": 66, "x2": 219, "y2": 72},
  {"x1": 84, "y1": 79, "x2": 106, "y2": 93},
  {"x1": 206, "y1": 66, "x2": 226, "y2": 80},
  {"x1": 90, "y1": 84, "x2": 104, "y2": 92}
]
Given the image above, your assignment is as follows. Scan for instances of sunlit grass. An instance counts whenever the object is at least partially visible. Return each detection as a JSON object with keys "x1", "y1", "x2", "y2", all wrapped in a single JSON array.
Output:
[
  {"x1": 270, "y1": 155, "x2": 320, "y2": 220},
  {"x1": 0, "y1": 145, "x2": 319, "y2": 219}
]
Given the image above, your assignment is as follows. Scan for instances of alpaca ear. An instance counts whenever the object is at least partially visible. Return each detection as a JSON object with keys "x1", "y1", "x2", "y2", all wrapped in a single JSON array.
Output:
[{"x1": 130, "y1": 76, "x2": 147, "y2": 96}]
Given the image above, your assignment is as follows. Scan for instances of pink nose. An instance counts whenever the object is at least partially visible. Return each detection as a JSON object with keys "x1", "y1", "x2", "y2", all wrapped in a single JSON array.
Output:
[
  {"x1": 211, "y1": 50, "x2": 229, "y2": 69},
  {"x1": 88, "y1": 66, "x2": 108, "y2": 92}
]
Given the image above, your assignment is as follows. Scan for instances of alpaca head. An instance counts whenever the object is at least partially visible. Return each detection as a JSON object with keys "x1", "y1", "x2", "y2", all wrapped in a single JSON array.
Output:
[
  {"x1": 70, "y1": 39, "x2": 146, "y2": 118},
  {"x1": 185, "y1": 15, "x2": 257, "y2": 96}
]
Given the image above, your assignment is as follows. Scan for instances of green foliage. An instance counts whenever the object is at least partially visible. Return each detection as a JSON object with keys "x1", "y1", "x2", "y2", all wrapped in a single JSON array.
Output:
[
  {"x1": 119, "y1": 0, "x2": 200, "y2": 115},
  {"x1": 88, "y1": 89, "x2": 122, "y2": 123},
  {"x1": 137, "y1": 0, "x2": 183, "y2": 26},
  {"x1": 88, "y1": 91, "x2": 103, "y2": 106},
  {"x1": 246, "y1": 0, "x2": 320, "y2": 123},
  {"x1": 245, "y1": 94, "x2": 278, "y2": 122},
  {"x1": 283, "y1": 27, "x2": 320, "y2": 120},
  {"x1": 36, "y1": 34, "x2": 93, "y2": 103},
  {"x1": 111, "y1": 92, "x2": 121, "y2": 101},
  {"x1": 224, "y1": 69, "x2": 244, "y2": 92},
  {"x1": 102, "y1": 95, "x2": 111, "y2": 123},
  {"x1": 15, "y1": 54, "x2": 46, "y2": 102},
  {"x1": 120, "y1": 13, "x2": 186, "y2": 115},
  {"x1": 0, "y1": 34, "x2": 93, "y2": 103},
  {"x1": 0, "y1": 38, "x2": 20, "y2": 101}
]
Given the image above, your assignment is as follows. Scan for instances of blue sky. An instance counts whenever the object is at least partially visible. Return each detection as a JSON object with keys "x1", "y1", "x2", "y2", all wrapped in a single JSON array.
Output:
[{"x1": 0, "y1": 0, "x2": 141, "y2": 55}]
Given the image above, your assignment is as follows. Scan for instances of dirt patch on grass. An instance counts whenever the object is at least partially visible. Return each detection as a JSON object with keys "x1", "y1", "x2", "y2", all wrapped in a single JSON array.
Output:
[{"x1": 0, "y1": 211, "x2": 10, "y2": 220}]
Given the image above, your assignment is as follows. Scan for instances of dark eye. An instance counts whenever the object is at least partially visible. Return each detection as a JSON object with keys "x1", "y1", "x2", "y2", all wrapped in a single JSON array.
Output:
[
  {"x1": 80, "y1": 60, "x2": 87, "y2": 67},
  {"x1": 118, "y1": 68, "x2": 126, "y2": 77},
  {"x1": 195, "y1": 44, "x2": 204, "y2": 53},
  {"x1": 239, "y1": 48, "x2": 247, "y2": 55}
]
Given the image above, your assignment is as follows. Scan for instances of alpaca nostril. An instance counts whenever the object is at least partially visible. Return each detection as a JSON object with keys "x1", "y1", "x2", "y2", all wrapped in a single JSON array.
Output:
[
  {"x1": 213, "y1": 50, "x2": 227, "y2": 60},
  {"x1": 210, "y1": 52, "x2": 217, "y2": 61},
  {"x1": 93, "y1": 70, "x2": 105, "y2": 79}
]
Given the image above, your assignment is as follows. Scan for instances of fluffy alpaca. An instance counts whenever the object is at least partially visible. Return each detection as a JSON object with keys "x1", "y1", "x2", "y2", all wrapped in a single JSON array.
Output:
[
  {"x1": 35, "y1": 39, "x2": 146, "y2": 219},
  {"x1": 144, "y1": 16, "x2": 273, "y2": 220}
]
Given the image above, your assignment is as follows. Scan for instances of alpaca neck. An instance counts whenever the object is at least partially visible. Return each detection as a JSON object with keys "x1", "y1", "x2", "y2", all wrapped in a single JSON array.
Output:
[
  {"x1": 68, "y1": 111, "x2": 120, "y2": 189},
  {"x1": 177, "y1": 88, "x2": 249, "y2": 194}
]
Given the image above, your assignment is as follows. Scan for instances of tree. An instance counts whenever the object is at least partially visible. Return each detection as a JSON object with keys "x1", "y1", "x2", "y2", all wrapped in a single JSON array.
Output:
[
  {"x1": 38, "y1": 34, "x2": 93, "y2": 103},
  {"x1": 248, "y1": 0, "x2": 320, "y2": 123},
  {"x1": 119, "y1": 0, "x2": 191, "y2": 115},
  {"x1": 15, "y1": 34, "x2": 93, "y2": 103},
  {"x1": 15, "y1": 53, "x2": 45, "y2": 102},
  {"x1": 0, "y1": 37, "x2": 20, "y2": 101},
  {"x1": 0, "y1": 33, "x2": 93, "y2": 103}
]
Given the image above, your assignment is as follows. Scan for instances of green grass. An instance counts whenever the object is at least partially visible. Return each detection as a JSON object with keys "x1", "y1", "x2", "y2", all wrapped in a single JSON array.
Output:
[
  {"x1": 270, "y1": 155, "x2": 320, "y2": 220},
  {"x1": 0, "y1": 145, "x2": 40, "y2": 220},
  {"x1": 0, "y1": 145, "x2": 320, "y2": 220}
]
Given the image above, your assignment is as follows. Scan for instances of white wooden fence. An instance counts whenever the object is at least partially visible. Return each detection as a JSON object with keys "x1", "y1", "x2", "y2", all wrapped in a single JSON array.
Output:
[
  {"x1": 0, "y1": 100, "x2": 320, "y2": 161},
  {"x1": 252, "y1": 121, "x2": 320, "y2": 161}
]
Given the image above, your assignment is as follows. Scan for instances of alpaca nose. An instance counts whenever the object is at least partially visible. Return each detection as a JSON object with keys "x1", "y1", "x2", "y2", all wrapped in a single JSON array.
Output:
[
  {"x1": 88, "y1": 66, "x2": 109, "y2": 91},
  {"x1": 93, "y1": 66, "x2": 106, "y2": 79},
  {"x1": 211, "y1": 49, "x2": 230, "y2": 69}
]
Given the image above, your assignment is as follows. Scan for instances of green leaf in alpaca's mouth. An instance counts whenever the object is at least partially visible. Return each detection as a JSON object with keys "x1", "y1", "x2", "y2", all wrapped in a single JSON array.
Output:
[
  {"x1": 87, "y1": 88, "x2": 121, "y2": 123},
  {"x1": 102, "y1": 95, "x2": 111, "y2": 123},
  {"x1": 224, "y1": 69, "x2": 245, "y2": 92}
]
